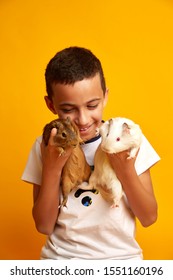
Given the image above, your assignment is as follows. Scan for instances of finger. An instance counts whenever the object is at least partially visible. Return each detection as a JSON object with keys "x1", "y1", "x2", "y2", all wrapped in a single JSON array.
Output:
[
  {"x1": 49, "y1": 127, "x2": 57, "y2": 145},
  {"x1": 40, "y1": 141, "x2": 45, "y2": 154}
]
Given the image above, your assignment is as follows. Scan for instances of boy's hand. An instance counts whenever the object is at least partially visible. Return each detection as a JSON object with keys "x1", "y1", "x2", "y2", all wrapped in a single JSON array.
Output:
[
  {"x1": 106, "y1": 149, "x2": 138, "y2": 181},
  {"x1": 41, "y1": 128, "x2": 73, "y2": 173}
]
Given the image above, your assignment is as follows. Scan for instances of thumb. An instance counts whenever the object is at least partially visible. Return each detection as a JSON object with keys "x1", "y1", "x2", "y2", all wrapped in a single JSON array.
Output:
[{"x1": 49, "y1": 127, "x2": 57, "y2": 145}]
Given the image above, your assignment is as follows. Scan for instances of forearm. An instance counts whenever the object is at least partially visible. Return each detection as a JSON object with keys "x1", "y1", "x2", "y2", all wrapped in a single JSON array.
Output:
[
  {"x1": 120, "y1": 168, "x2": 158, "y2": 227},
  {"x1": 32, "y1": 131, "x2": 73, "y2": 235},
  {"x1": 32, "y1": 168, "x2": 61, "y2": 235},
  {"x1": 107, "y1": 152, "x2": 158, "y2": 227}
]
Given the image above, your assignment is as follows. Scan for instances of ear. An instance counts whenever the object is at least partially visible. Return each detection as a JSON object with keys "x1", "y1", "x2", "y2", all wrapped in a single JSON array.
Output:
[
  {"x1": 122, "y1": 122, "x2": 131, "y2": 134},
  {"x1": 44, "y1": 96, "x2": 57, "y2": 114},
  {"x1": 103, "y1": 88, "x2": 109, "y2": 107}
]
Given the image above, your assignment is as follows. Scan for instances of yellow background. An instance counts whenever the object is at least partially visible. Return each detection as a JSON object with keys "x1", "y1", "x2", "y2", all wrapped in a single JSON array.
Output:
[{"x1": 0, "y1": 0, "x2": 172, "y2": 260}]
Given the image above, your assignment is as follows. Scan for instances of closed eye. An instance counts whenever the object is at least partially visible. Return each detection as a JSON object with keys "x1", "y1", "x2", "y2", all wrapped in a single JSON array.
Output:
[
  {"x1": 87, "y1": 104, "x2": 98, "y2": 110},
  {"x1": 61, "y1": 108, "x2": 75, "y2": 113}
]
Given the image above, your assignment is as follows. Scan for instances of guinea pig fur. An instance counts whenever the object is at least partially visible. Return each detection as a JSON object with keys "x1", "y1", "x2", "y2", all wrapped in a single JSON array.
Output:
[
  {"x1": 89, "y1": 117, "x2": 142, "y2": 207},
  {"x1": 43, "y1": 117, "x2": 83, "y2": 156},
  {"x1": 43, "y1": 117, "x2": 91, "y2": 207},
  {"x1": 99, "y1": 117, "x2": 142, "y2": 158}
]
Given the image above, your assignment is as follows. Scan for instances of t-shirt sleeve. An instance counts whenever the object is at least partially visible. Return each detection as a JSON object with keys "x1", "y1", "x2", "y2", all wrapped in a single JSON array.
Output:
[
  {"x1": 135, "y1": 134, "x2": 160, "y2": 175},
  {"x1": 21, "y1": 136, "x2": 42, "y2": 186}
]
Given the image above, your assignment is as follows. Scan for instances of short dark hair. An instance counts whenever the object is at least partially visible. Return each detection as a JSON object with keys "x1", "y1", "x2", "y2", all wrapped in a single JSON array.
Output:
[{"x1": 45, "y1": 46, "x2": 106, "y2": 99}]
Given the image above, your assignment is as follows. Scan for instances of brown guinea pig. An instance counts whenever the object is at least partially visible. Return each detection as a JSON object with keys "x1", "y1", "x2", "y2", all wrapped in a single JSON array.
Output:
[
  {"x1": 43, "y1": 117, "x2": 83, "y2": 155},
  {"x1": 43, "y1": 117, "x2": 91, "y2": 207}
]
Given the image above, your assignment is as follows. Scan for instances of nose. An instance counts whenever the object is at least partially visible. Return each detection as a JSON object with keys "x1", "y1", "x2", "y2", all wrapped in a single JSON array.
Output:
[{"x1": 75, "y1": 109, "x2": 89, "y2": 126}]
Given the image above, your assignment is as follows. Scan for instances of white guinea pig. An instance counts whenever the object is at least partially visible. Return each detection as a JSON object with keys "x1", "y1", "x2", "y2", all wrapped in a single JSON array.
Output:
[
  {"x1": 99, "y1": 117, "x2": 142, "y2": 158},
  {"x1": 89, "y1": 117, "x2": 143, "y2": 207}
]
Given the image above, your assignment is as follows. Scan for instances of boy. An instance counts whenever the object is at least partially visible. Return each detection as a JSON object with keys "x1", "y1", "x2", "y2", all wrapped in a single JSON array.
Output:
[{"x1": 22, "y1": 46, "x2": 160, "y2": 259}]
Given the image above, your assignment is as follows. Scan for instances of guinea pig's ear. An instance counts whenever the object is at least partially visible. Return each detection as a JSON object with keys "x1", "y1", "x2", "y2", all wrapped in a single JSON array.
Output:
[
  {"x1": 54, "y1": 121, "x2": 63, "y2": 131},
  {"x1": 122, "y1": 123, "x2": 131, "y2": 134}
]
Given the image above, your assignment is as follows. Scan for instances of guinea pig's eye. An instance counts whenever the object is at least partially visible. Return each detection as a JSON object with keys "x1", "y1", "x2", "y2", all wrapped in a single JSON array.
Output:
[
  {"x1": 116, "y1": 137, "x2": 120, "y2": 141},
  {"x1": 62, "y1": 132, "x2": 67, "y2": 138}
]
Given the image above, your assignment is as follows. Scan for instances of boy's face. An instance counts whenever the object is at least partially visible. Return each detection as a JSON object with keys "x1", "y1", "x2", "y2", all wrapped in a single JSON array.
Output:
[{"x1": 45, "y1": 74, "x2": 108, "y2": 141}]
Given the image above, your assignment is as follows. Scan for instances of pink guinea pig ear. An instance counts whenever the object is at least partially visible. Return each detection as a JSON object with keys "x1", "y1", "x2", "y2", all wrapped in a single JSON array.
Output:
[{"x1": 122, "y1": 122, "x2": 131, "y2": 134}]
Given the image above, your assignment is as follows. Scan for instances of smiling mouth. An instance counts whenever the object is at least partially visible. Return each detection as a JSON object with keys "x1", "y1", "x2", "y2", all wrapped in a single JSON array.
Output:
[
  {"x1": 77, "y1": 122, "x2": 94, "y2": 132},
  {"x1": 79, "y1": 127, "x2": 90, "y2": 132}
]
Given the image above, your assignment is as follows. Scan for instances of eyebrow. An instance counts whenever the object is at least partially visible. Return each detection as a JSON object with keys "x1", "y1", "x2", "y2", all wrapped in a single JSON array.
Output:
[
  {"x1": 59, "y1": 98, "x2": 101, "y2": 107},
  {"x1": 59, "y1": 103, "x2": 75, "y2": 107}
]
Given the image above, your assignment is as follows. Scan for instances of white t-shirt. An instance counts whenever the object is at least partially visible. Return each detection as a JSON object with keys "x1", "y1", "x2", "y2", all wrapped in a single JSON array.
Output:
[{"x1": 22, "y1": 134, "x2": 160, "y2": 259}]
